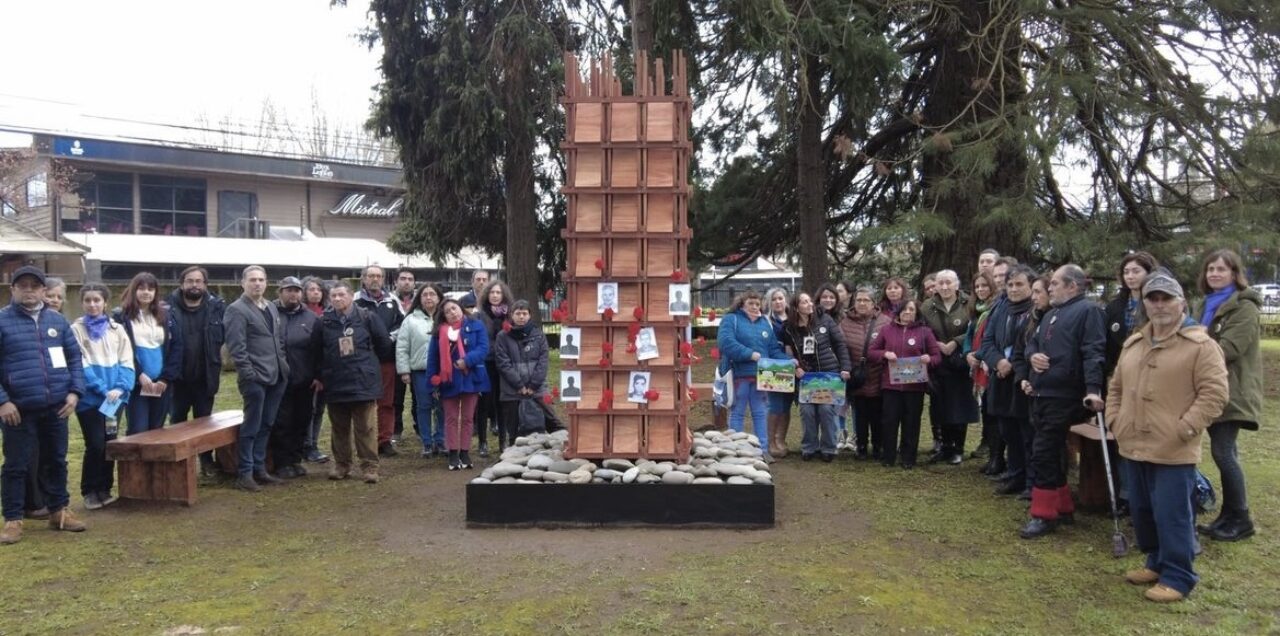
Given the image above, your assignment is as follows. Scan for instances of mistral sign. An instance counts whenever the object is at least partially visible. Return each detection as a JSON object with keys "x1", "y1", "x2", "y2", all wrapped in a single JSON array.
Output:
[{"x1": 328, "y1": 193, "x2": 404, "y2": 218}]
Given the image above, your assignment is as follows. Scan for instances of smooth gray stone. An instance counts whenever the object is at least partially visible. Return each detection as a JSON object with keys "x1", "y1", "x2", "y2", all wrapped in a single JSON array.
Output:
[
  {"x1": 713, "y1": 463, "x2": 749, "y2": 476},
  {"x1": 594, "y1": 469, "x2": 620, "y2": 481},
  {"x1": 715, "y1": 448, "x2": 737, "y2": 457},
  {"x1": 692, "y1": 477, "x2": 724, "y2": 485},
  {"x1": 721, "y1": 457, "x2": 754, "y2": 465},
  {"x1": 622, "y1": 467, "x2": 640, "y2": 483},
  {"x1": 661, "y1": 471, "x2": 694, "y2": 485},
  {"x1": 611, "y1": 477, "x2": 623, "y2": 484},
  {"x1": 470, "y1": 477, "x2": 492, "y2": 484},
  {"x1": 727, "y1": 476, "x2": 754, "y2": 485},
  {"x1": 542, "y1": 471, "x2": 570, "y2": 483},
  {"x1": 752, "y1": 474, "x2": 774, "y2": 484},
  {"x1": 636, "y1": 473, "x2": 660, "y2": 484},
  {"x1": 480, "y1": 469, "x2": 497, "y2": 480},
  {"x1": 521, "y1": 470, "x2": 546, "y2": 481},
  {"x1": 736, "y1": 448, "x2": 763, "y2": 458},
  {"x1": 591, "y1": 477, "x2": 606, "y2": 484},
  {"x1": 494, "y1": 476, "x2": 519, "y2": 484},
  {"x1": 547, "y1": 461, "x2": 580, "y2": 474},
  {"x1": 694, "y1": 447, "x2": 718, "y2": 458},
  {"x1": 568, "y1": 470, "x2": 593, "y2": 484},
  {"x1": 507, "y1": 455, "x2": 531, "y2": 466},
  {"x1": 650, "y1": 462, "x2": 675, "y2": 476},
  {"x1": 752, "y1": 460, "x2": 770, "y2": 471},
  {"x1": 691, "y1": 458, "x2": 717, "y2": 467},
  {"x1": 490, "y1": 462, "x2": 526, "y2": 478},
  {"x1": 515, "y1": 479, "x2": 541, "y2": 484},
  {"x1": 602, "y1": 459, "x2": 635, "y2": 471},
  {"x1": 675, "y1": 464, "x2": 694, "y2": 473},
  {"x1": 526, "y1": 454, "x2": 555, "y2": 471},
  {"x1": 569, "y1": 458, "x2": 592, "y2": 467},
  {"x1": 692, "y1": 466, "x2": 718, "y2": 478},
  {"x1": 729, "y1": 432, "x2": 750, "y2": 441}
]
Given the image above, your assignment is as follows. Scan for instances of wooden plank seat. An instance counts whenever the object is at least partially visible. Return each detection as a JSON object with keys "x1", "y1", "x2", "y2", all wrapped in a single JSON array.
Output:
[
  {"x1": 1069, "y1": 422, "x2": 1119, "y2": 511},
  {"x1": 105, "y1": 410, "x2": 244, "y2": 505}
]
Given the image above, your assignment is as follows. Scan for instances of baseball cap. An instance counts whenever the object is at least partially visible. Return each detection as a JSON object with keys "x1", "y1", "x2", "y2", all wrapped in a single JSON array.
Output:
[
  {"x1": 10, "y1": 265, "x2": 47, "y2": 286},
  {"x1": 1142, "y1": 272, "x2": 1184, "y2": 299},
  {"x1": 278, "y1": 276, "x2": 303, "y2": 290}
]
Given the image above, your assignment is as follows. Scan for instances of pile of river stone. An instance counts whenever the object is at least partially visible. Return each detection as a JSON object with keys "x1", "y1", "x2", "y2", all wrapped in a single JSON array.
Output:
[{"x1": 469, "y1": 429, "x2": 773, "y2": 486}]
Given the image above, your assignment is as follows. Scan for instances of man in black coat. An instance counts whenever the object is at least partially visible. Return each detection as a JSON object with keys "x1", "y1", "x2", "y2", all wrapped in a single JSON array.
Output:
[
  {"x1": 270, "y1": 277, "x2": 318, "y2": 479},
  {"x1": 1017, "y1": 264, "x2": 1106, "y2": 539},
  {"x1": 977, "y1": 265, "x2": 1036, "y2": 497},
  {"x1": 312, "y1": 281, "x2": 393, "y2": 483},
  {"x1": 353, "y1": 265, "x2": 402, "y2": 457},
  {"x1": 167, "y1": 265, "x2": 226, "y2": 476}
]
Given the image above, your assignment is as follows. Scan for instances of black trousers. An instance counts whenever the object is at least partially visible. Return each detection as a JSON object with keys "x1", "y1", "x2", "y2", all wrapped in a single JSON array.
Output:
[
  {"x1": 881, "y1": 391, "x2": 925, "y2": 466},
  {"x1": 499, "y1": 400, "x2": 521, "y2": 449},
  {"x1": 1029, "y1": 396, "x2": 1079, "y2": 490},
  {"x1": 393, "y1": 380, "x2": 409, "y2": 435},
  {"x1": 999, "y1": 416, "x2": 1028, "y2": 484},
  {"x1": 474, "y1": 365, "x2": 501, "y2": 444},
  {"x1": 271, "y1": 384, "x2": 314, "y2": 467},
  {"x1": 172, "y1": 380, "x2": 217, "y2": 465},
  {"x1": 852, "y1": 395, "x2": 883, "y2": 456},
  {"x1": 77, "y1": 409, "x2": 116, "y2": 497}
]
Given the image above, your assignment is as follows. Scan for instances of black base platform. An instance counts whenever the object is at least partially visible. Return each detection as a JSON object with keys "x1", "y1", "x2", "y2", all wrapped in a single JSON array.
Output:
[{"x1": 466, "y1": 483, "x2": 775, "y2": 528}]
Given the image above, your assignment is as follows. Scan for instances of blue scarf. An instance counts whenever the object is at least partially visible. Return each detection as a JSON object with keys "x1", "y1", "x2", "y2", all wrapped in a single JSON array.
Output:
[
  {"x1": 1124, "y1": 297, "x2": 1139, "y2": 332},
  {"x1": 1200, "y1": 287, "x2": 1234, "y2": 328},
  {"x1": 85, "y1": 313, "x2": 111, "y2": 341}
]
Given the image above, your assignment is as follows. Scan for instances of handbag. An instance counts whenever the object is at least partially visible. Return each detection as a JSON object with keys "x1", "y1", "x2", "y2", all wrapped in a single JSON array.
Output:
[
  {"x1": 712, "y1": 360, "x2": 734, "y2": 409},
  {"x1": 517, "y1": 398, "x2": 547, "y2": 435}
]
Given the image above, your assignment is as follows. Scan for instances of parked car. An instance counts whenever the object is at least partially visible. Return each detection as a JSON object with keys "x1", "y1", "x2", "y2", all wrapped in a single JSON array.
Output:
[{"x1": 1252, "y1": 283, "x2": 1280, "y2": 305}]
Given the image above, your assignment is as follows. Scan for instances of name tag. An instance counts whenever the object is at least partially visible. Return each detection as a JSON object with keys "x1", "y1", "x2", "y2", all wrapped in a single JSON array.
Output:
[
  {"x1": 48, "y1": 346, "x2": 67, "y2": 369},
  {"x1": 338, "y1": 336, "x2": 355, "y2": 357}
]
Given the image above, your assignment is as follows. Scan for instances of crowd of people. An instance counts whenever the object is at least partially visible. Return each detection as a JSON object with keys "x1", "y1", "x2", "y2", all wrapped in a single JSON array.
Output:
[
  {"x1": 0, "y1": 249, "x2": 1264, "y2": 603},
  {"x1": 717, "y1": 248, "x2": 1261, "y2": 602}
]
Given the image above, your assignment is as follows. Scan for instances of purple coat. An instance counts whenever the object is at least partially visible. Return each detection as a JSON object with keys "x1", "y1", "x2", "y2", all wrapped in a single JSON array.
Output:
[{"x1": 867, "y1": 320, "x2": 941, "y2": 392}]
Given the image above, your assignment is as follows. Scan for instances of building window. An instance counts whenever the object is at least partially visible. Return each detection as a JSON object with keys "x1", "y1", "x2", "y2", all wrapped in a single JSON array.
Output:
[
  {"x1": 140, "y1": 174, "x2": 207, "y2": 236},
  {"x1": 63, "y1": 171, "x2": 134, "y2": 234},
  {"x1": 217, "y1": 190, "x2": 259, "y2": 236},
  {"x1": 26, "y1": 173, "x2": 48, "y2": 207}
]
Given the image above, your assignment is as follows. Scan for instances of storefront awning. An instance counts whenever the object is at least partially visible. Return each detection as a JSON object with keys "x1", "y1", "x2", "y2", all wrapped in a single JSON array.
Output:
[{"x1": 0, "y1": 222, "x2": 86, "y2": 256}]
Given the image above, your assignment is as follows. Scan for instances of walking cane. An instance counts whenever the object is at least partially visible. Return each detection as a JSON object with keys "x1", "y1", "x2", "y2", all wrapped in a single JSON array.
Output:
[{"x1": 1095, "y1": 409, "x2": 1129, "y2": 557}]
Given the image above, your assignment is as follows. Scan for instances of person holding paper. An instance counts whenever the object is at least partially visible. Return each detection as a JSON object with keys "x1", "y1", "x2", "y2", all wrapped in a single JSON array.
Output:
[
  {"x1": 867, "y1": 299, "x2": 940, "y2": 469},
  {"x1": 0, "y1": 266, "x2": 87, "y2": 545},
  {"x1": 70, "y1": 283, "x2": 135, "y2": 510},
  {"x1": 114, "y1": 273, "x2": 182, "y2": 436},
  {"x1": 717, "y1": 290, "x2": 789, "y2": 462},
  {"x1": 780, "y1": 292, "x2": 851, "y2": 462}
]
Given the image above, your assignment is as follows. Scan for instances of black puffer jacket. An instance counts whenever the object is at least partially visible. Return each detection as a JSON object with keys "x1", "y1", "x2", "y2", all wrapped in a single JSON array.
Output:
[
  {"x1": 781, "y1": 313, "x2": 851, "y2": 374},
  {"x1": 311, "y1": 305, "x2": 393, "y2": 404},
  {"x1": 492, "y1": 323, "x2": 550, "y2": 401},
  {"x1": 277, "y1": 301, "x2": 318, "y2": 389}
]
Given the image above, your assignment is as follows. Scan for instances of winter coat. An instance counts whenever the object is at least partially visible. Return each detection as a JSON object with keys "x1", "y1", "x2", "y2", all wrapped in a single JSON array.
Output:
[
  {"x1": 1197, "y1": 288, "x2": 1263, "y2": 429},
  {"x1": 276, "y1": 301, "x2": 318, "y2": 388},
  {"x1": 0, "y1": 301, "x2": 86, "y2": 410},
  {"x1": 1021, "y1": 294, "x2": 1107, "y2": 400},
  {"x1": 922, "y1": 292, "x2": 972, "y2": 352},
  {"x1": 425, "y1": 317, "x2": 491, "y2": 398},
  {"x1": 166, "y1": 290, "x2": 225, "y2": 397},
  {"x1": 311, "y1": 305, "x2": 392, "y2": 404},
  {"x1": 867, "y1": 320, "x2": 941, "y2": 393},
  {"x1": 1104, "y1": 292, "x2": 1144, "y2": 378},
  {"x1": 922, "y1": 292, "x2": 977, "y2": 423},
  {"x1": 224, "y1": 295, "x2": 289, "y2": 386},
  {"x1": 781, "y1": 313, "x2": 852, "y2": 375},
  {"x1": 1107, "y1": 320, "x2": 1229, "y2": 465},
  {"x1": 477, "y1": 305, "x2": 509, "y2": 362},
  {"x1": 70, "y1": 317, "x2": 136, "y2": 412},
  {"x1": 977, "y1": 298, "x2": 1034, "y2": 418},
  {"x1": 493, "y1": 324, "x2": 550, "y2": 401},
  {"x1": 354, "y1": 288, "x2": 402, "y2": 356},
  {"x1": 112, "y1": 306, "x2": 183, "y2": 385},
  {"x1": 716, "y1": 309, "x2": 787, "y2": 380},
  {"x1": 839, "y1": 311, "x2": 891, "y2": 398},
  {"x1": 395, "y1": 309, "x2": 434, "y2": 375}
]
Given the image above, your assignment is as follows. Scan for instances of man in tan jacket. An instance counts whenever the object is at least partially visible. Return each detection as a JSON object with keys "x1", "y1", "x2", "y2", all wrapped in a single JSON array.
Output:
[{"x1": 1106, "y1": 272, "x2": 1228, "y2": 603}]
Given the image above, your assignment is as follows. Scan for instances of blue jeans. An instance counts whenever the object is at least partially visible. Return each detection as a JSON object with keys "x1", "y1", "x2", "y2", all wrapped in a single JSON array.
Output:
[
  {"x1": 729, "y1": 380, "x2": 768, "y2": 447},
  {"x1": 126, "y1": 386, "x2": 171, "y2": 435},
  {"x1": 1126, "y1": 460, "x2": 1198, "y2": 596},
  {"x1": 411, "y1": 371, "x2": 445, "y2": 447},
  {"x1": 799, "y1": 403, "x2": 837, "y2": 455},
  {"x1": 238, "y1": 377, "x2": 287, "y2": 477},
  {"x1": 2, "y1": 406, "x2": 70, "y2": 521}
]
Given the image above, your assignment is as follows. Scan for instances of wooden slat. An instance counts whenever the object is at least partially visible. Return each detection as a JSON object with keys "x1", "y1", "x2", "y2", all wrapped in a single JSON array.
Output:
[{"x1": 107, "y1": 411, "x2": 244, "y2": 461}]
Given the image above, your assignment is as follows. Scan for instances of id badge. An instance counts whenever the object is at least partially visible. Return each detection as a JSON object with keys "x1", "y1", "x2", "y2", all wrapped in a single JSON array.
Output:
[
  {"x1": 48, "y1": 346, "x2": 67, "y2": 369},
  {"x1": 338, "y1": 336, "x2": 355, "y2": 357},
  {"x1": 803, "y1": 336, "x2": 816, "y2": 355}
]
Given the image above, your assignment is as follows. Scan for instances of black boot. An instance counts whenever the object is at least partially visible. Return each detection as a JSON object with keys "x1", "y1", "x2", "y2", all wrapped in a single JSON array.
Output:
[
  {"x1": 1196, "y1": 509, "x2": 1229, "y2": 535},
  {"x1": 1209, "y1": 510, "x2": 1256, "y2": 542},
  {"x1": 448, "y1": 450, "x2": 461, "y2": 471},
  {"x1": 994, "y1": 479, "x2": 1023, "y2": 496},
  {"x1": 1019, "y1": 517, "x2": 1058, "y2": 539},
  {"x1": 459, "y1": 451, "x2": 473, "y2": 469}
]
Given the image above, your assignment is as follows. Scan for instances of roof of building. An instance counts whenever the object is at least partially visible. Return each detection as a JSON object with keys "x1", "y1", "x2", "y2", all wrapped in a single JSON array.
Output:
[
  {"x1": 0, "y1": 218, "x2": 85, "y2": 256},
  {"x1": 62, "y1": 231, "x2": 497, "y2": 271}
]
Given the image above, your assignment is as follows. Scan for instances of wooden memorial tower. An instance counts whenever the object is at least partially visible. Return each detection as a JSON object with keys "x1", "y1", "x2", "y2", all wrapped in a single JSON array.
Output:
[{"x1": 560, "y1": 51, "x2": 694, "y2": 460}]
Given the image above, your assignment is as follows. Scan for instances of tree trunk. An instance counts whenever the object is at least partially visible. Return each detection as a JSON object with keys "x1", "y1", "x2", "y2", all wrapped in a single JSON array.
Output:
[
  {"x1": 797, "y1": 55, "x2": 827, "y2": 292},
  {"x1": 500, "y1": 25, "x2": 540, "y2": 307},
  {"x1": 630, "y1": 0, "x2": 654, "y2": 57},
  {"x1": 918, "y1": 0, "x2": 1027, "y2": 286}
]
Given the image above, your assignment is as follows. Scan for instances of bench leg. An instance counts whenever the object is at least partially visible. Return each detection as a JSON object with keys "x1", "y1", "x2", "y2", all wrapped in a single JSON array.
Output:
[{"x1": 117, "y1": 457, "x2": 198, "y2": 506}]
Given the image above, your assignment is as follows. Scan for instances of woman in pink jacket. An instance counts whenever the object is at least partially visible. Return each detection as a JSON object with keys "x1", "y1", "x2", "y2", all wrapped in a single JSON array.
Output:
[{"x1": 868, "y1": 299, "x2": 941, "y2": 469}]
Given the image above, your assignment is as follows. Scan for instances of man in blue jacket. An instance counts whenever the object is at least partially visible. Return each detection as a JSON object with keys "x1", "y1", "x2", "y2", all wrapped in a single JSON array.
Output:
[
  {"x1": 1017, "y1": 264, "x2": 1107, "y2": 539},
  {"x1": 0, "y1": 266, "x2": 87, "y2": 545}
]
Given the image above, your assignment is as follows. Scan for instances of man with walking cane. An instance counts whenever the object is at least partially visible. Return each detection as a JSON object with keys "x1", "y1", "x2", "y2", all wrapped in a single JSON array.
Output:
[{"x1": 1106, "y1": 272, "x2": 1227, "y2": 602}]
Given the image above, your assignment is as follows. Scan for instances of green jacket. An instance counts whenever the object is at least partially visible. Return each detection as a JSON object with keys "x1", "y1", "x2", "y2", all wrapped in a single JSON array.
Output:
[
  {"x1": 1199, "y1": 288, "x2": 1263, "y2": 429},
  {"x1": 923, "y1": 291, "x2": 972, "y2": 351}
]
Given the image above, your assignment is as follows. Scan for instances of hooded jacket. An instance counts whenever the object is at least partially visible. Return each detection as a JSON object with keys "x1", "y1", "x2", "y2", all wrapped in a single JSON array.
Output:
[
  {"x1": 1107, "y1": 319, "x2": 1229, "y2": 465},
  {"x1": 276, "y1": 300, "x2": 318, "y2": 388},
  {"x1": 311, "y1": 305, "x2": 392, "y2": 404},
  {"x1": 1197, "y1": 287, "x2": 1263, "y2": 428},
  {"x1": 354, "y1": 287, "x2": 402, "y2": 356},
  {"x1": 166, "y1": 290, "x2": 225, "y2": 397},
  {"x1": 493, "y1": 322, "x2": 550, "y2": 401},
  {"x1": 70, "y1": 316, "x2": 136, "y2": 411},
  {"x1": 717, "y1": 308, "x2": 787, "y2": 380}
]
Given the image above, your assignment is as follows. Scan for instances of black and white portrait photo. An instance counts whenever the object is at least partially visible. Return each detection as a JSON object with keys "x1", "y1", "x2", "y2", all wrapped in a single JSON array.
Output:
[
  {"x1": 560, "y1": 370, "x2": 583, "y2": 401},
  {"x1": 626, "y1": 371, "x2": 652, "y2": 403},
  {"x1": 560, "y1": 327, "x2": 581, "y2": 359},
  {"x1": 668, "y1": 284, "x2": 691, "y2": 315}
]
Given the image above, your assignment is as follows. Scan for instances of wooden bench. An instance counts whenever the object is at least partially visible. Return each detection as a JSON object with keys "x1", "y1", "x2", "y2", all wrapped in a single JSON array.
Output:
[
  {"x1": 1069, "y1": 422, "x2": 1119, "y2": 510},
  {"x1": 105, "y1": 411, "x2": 244, "y2": 505}
]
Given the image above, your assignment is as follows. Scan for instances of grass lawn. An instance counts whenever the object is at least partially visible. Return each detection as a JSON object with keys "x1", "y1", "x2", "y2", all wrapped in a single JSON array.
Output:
[{"x1": 2, "y1": 344, "x2": 1278, "y2": 635}]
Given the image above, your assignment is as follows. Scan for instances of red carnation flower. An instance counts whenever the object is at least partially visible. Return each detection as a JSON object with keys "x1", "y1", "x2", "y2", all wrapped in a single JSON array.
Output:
[
  {"x1": 597, "y1": 400, "x2": 609, "y2": 410},
  {"x1": 628, "y1": 322, "x2": 642, "y2": 338},
  {"x1": 707, "y1": 310, "x2": 717, "y2": 322},
  {"x1": 551, "y1": 309, "x2": 565, "y2": 322},
  {"x1": 644, "y1": 389, "x2": 660, "y2": 401},
  {"x1": 687, "y1": 388, "x2": 699, "y2": 401},
  {"x1": 679, "y1": 342, "x2": 693, "y2": 355},
  {"x1": 671, "y1": 270, "x2": 685, "y2": 282},
  {"x1": 695, "y1": 335, "x2": 706, "y2": 345},
  {"x1": 551, "y1": 386, "x2": 560, "y2": 397},
  {"x1": 502, "y1": 321, "x2": 512, "y2": 332},
  {"x1": 542, "y1": 394, "x2": 555, "y2": 405},
  {"x1": 544, "y1": 289, "x2": 555, "y2": 301},
  {"x1": 626, "y1": 343, "x2": 637, "y2": 354},
  {"x1": 710, "y1": 347, "x2": 721, "y2": 360},
  {"x1": 602, "y1": 307, "x2": 615, "y2": 321},
  {"x1": 594, "y1": 258, "x2": 605, "y2": 271},
  {"x1": 602, "y1": 389, "x2": 615, "y2": 401},
  {"x1": 599, "y1": 357, "x2": 611, "y2": 367},
  {"x1": 633, "y1": 307, "x2": 645, "y2": 320},
  {"x1": 601, "y1": 342, "x2": 614, "y2": 354},
  {"x1": 430, "y1": 375, "x2": 442, "y2": 386},
  {"x1": 692, "y1": 306, "x2": 703, "y2": 318},
  {"x1": 680, "y1": 355, "x2": 693, "y2": 366},
  {"x1": 558, "y1": 299, "x2": 569, "y2": 311}
]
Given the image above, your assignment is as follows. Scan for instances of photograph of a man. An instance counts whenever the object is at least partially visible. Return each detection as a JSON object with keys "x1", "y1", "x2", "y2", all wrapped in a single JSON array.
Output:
[
  {"x1": 668, "y1": 284, "x2": 691, "y2": 315},
  {"x1": 636, "y1": 327, "x2": 659, "y2": 361},
  {"x1": 597, "y1": 282, "x2": 619, "y2": 314},
  {"x1": 560, "y1": 328, "x2": 581, "y2": 359},
  {"x1": 560, "y1": 371, "x2": 583, "y2": 401},
  {"x1": 627, "y1": 371, "x2": 651, "y2": 403}
]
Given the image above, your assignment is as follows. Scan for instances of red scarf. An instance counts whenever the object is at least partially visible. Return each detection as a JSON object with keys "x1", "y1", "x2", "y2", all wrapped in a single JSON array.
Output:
[{"x1": 437, "y1": 319, "x2": 467, "y2": 384}]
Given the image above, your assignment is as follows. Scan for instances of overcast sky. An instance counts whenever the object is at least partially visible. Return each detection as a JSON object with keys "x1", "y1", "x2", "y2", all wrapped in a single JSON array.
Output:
[{"x1": 0, "y1": 0, "x2": 382, "y2": 145}]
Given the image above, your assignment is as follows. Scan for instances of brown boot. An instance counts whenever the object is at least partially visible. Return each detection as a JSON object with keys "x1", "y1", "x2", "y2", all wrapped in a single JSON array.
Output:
[
  {"x1": 0, "y1": 520, "x2": 22, "y2": 545},
  {"x1": 1124, "y1": 568, "x2": 1160, "y2": 585},
  {"x1": 363, "y1": 469, "x2": 380, "y2": 484},
  {"x1": 1144, "y1": 583, "x2": 1185, "y2": 603},
  {"x1": 48, "y1": 508, "x2": 86, "y2": 532},
  {"x1": 775, "y1": 415, "x2": 790, "y2": 457}
]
